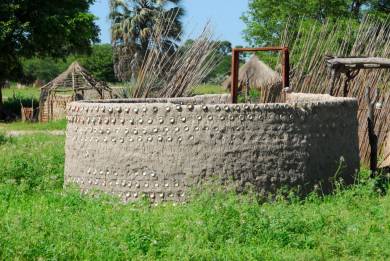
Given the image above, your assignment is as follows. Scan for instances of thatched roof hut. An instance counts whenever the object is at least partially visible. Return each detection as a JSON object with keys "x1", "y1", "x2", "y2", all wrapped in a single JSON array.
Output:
[
  {"x1": 39, "y1": 61, "x2": 112, "y2": 122},
  {"x1": 222, "y1": 55, "x2": 281, "y2": 90}
]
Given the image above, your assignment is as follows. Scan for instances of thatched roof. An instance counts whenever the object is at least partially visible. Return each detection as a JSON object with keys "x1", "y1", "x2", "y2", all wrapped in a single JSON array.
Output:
[
  {"x1": 222, "y1": 55, "x2": 281, "y2": 89},
  {"x1": 42, "y1": 61, "x2": 111, "y2": 92},
  {"x1": 380, "y1": 133, "x2": 390, "y2": 168}
]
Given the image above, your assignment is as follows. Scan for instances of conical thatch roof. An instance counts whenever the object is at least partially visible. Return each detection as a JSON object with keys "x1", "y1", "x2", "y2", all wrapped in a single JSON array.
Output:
[
  {"x1": 380, "y1": 133, "x2": 390, "y2": 168},
  {"x1": 222, "y1": 55, "x2": 281, "y2": 89},
  {"x1": 42, "y1": 61, "x2": 111, "y2": 92},
  {"x1": 39, "y1": 61, "x2": 113, "y2": 122}
]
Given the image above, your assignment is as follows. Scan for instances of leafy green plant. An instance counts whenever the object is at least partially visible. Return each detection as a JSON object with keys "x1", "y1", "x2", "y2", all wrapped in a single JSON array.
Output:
[
  {"x1": 242, "y1": 0, "x2": 390, "y2": 47},
  {"x1": 21, "y1": 57, "x2": 68, "y2": 83},
  {"x1": 0, "y1": 132, "x2": 9, "y2": 145},
  {"x1": 2, "y1": 92, "x2": 39, "y2": 121}
]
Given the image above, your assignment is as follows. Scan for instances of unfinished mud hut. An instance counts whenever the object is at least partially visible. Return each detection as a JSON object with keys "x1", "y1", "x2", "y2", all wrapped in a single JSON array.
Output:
[
  {"x1": 64, "y1": 93, "x2": 360, "y2": 203},
  {"x1": 39, "y1": 62, "x2": 112, "y2": 122}
]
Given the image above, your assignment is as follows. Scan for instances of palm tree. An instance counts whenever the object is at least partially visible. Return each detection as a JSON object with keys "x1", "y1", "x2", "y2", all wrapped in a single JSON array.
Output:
[{"x1": 110, "y1": 0, "x2": 184, "y2": 81}]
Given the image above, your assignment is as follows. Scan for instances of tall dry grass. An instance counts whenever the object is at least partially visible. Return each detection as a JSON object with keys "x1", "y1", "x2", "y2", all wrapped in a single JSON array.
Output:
[
  {"x1": 280, "y1": 15, "x2": 390, "y2": 164},
  {"x1": 120, "y1": 11, "x2": 221, "y2": 99}
]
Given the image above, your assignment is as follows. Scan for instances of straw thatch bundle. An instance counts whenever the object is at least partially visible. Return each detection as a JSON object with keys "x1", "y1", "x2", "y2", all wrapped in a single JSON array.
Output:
[
  {"x1": 41, "y1": 62, "x2": 111, "y2": 93},
  {"x1": 278, "y1": 15, "x2": 390, "y2": 164},
  {"x1": 39, "y1": 62, "x2": 112, "y2": 122},
  {"x1": 222, "y1": 55, "x2": 281, "y2": 90}
]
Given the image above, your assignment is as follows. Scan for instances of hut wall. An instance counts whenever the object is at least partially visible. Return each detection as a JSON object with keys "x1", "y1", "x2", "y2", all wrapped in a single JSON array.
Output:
[
  {"x1": 82, "y1": 89, "x2": 112, "y2": 100},
  {"x1": 40, "y1": 95, "x2": 73, "y2": 122},
  {"x1": 64, "y1": 93, "x2": 360, "y2": 202},
  {"x1": 40, "y1": 100, "x2": 50, "y2": 123},
  {"x1": 51, "y1": 96, "x2": 73, "y2": 121}
]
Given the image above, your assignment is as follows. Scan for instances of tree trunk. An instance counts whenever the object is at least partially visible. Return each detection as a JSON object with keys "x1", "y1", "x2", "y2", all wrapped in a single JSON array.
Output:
[
  {"x1": 368, "y1": 117, "x2": 378, "y2": 175},
  {"x1": 0, "y1": 81, "x2": 6, "y2": 121},
  {"x1": 0, "y1": 88, "x2": 2, "y2": 106},
  {"x1": 0, "y1": 81, "x2": 4, "y2": 108},
  {"x1": 365, "y1": 87, "x2": 379, "y2": 177}
]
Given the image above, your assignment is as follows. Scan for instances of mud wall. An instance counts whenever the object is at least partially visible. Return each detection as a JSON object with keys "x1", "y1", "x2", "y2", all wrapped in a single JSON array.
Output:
[{"x1": 64, "y1": 94, "x2": 360, "y2": 202}]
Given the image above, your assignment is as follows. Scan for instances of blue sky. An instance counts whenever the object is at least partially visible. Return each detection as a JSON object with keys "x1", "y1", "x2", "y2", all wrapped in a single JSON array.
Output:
[{"x1": 90, "y1": 0, "x2": 249, "y2": 46}]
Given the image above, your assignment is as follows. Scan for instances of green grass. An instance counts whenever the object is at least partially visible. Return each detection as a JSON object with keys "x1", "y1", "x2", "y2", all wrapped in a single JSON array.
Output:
[
  {"x1": 191, "y1": 84, "x2": 228, "y2": 95},
  {"x1": 1, "y1": 134, "x2": 390, "y2": 260},
  {"x1": 2, "y1": 86, "x2": 41, "y2": 120},
  {"x1": 2, "y1": 86, "x2": 41, "y2": 101},
  {"x1": 0, "y1": 119, "x2": 67, "y2": 131}
]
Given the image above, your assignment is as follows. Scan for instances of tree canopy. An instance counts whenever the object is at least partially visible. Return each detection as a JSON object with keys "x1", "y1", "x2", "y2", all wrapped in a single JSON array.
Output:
[
  {"x1": 110, "y1": 0, "x2": 184, "y2": 81},
  {"x1": 0, "y1": 0, "x2": 99, "y2": 84},
  {"x1": 203, "y1": 41, "x2": 232, "y2": 83},
  {"x1": 21, "y1": 44, "x2": 116, "y2": 84},
  {"x1": 242, "y1": 0, "x2": 390, "y2": 46}
]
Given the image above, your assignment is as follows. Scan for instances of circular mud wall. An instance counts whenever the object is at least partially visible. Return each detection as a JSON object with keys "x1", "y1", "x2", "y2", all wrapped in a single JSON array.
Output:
[{"x1": 64, "y1": 93, "x2": 360, "y2": 202}]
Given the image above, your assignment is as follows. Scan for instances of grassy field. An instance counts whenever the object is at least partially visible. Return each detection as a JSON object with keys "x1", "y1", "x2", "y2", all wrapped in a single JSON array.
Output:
[
  {"x1": 2, "y1": 86, "x2": 41, "y2": 101},
  {"x1": 0, "y1": 133, "x2": 390, "y2": 260},
  {"x1": 191, "y1": 84, "x2": 228, "y2": 95},
  {"x1": 0, "y1": 119, "x2": 67, "y2": 131},
  {"x1": 2, "y1": 84, "x2": 228, "y2": 100}
]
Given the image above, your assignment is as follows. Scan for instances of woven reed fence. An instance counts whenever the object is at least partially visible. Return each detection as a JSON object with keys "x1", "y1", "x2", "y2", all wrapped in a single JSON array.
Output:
[{"x1": 277, "y1": 16, "x2": 390, "y2": 164}]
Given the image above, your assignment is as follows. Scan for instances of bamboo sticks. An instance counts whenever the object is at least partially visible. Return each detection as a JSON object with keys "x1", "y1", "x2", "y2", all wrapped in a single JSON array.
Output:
[{"x1": 278, "y1": 15, "x2": 390, "y2": 164}]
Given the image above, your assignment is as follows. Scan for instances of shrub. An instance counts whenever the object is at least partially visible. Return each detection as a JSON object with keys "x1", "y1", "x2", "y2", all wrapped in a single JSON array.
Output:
[{"x1": 2, "y1": 92, "x2": 39, "y2": 121}]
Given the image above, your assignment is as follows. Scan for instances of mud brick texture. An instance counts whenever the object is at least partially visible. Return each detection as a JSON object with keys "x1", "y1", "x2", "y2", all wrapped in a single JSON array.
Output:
[{"x1": 64, "y1": 94, "x2": 360, "y2": 202}]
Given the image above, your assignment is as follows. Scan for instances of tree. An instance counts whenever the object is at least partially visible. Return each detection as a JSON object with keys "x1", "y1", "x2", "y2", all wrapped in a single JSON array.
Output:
[
  {"x1": 178, "y1": 40, "x2": 233, "y2": 84},
  {"x1": 242, "y1": 0, "x2": 390, "y2": 46},
  {"x1": 21, "y1": 57, "x2": 68, "y2": 84},
  {"x1": 21, "y1": 44, "x2": 116, "y2": 84},
  {"x1": 0, "y1": 0, "x2": 99, "y2": 108},
  {"x1": 110, "y1": 0, "x2": 184, "y2": 81},
  {"x1": 204, "y1": 41, "x2": 232, "y2": 83},
  {"x1": 369, "y1": 0, "x2": 390, "y2": 17},
  {"x1": 77, "y1": 44, "x2": 116, "y2": 83}
]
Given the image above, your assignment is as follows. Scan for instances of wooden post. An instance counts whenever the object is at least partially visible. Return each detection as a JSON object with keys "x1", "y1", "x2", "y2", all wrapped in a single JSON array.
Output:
[
  {"x1": 0, "y1": 83, "x2": 3, "y2": 106},
  {"x1": 282, "y1": 48, "x2": 290, "y2": 89},
  {"x1": 231, "y1": 49, "x2": 240, "y2": 103},
  {"x1": 230, "y1": 47, "x2": 289, "y2": 103},
  {"x1": 328, "y1": 69, "x2": 337, "y2": 96},
  {"x1": 72, "y1": 72, "x2": 76, "y2": 100},
  {"x1": 365, "y1": 86, "x2": 379, "y2": 176},
  {"x1": 343, "y1": 69, "x2": 360, "y2": 97}
]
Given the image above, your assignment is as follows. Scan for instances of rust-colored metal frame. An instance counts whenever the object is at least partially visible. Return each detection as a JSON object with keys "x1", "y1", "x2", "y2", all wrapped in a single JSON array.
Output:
[{"x1": 230, "y1": 47, "x2": 290, "y2": 103}]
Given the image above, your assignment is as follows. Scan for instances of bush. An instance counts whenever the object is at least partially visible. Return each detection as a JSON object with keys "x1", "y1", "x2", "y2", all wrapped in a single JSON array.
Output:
[
  {"x1": 0, "y1": 135, "x2": 64, "y2": 192},
  {"x1": 0, "y1": 132, "x2": 9, "y2": 145},
  {"x1": 21, "y1": 57, "x2": 68, "y2": 83},
  {"x1": 21, "y1": 44, "x2": 116, "y2": 84},
  {"x1": 2, "y1": 92, "x2": 39, "y2": 121},
  {"x1": 77, "y1": 44, "x2": 116, "y2": 82}
]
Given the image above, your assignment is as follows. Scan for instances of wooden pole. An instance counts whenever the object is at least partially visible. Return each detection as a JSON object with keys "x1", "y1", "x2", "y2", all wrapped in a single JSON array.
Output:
[
  {"x1": 0, "y1": 83, "x2": 3, "y2": 106},
  {"x1": 328, "y1": 69, "x2": 337, "y2": 96},
  {"x1": 231, "y1": 49, "x2": 240, "y2": 103},
  {"x1": 230, "y1": 47, "x2": 289, "y2": 103},
  {"x1": 343, "y1": 69, "x2": 360, "y2": 97},
  {"x1": 72, "y1": 72, "x2": 76, "y2": 100},
  {"x1": 365, "y1": 86, "x2": 379, "y2": 176},
  {"x1": 282, "y1": 48, "x2": 290, "y2": 88}
]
